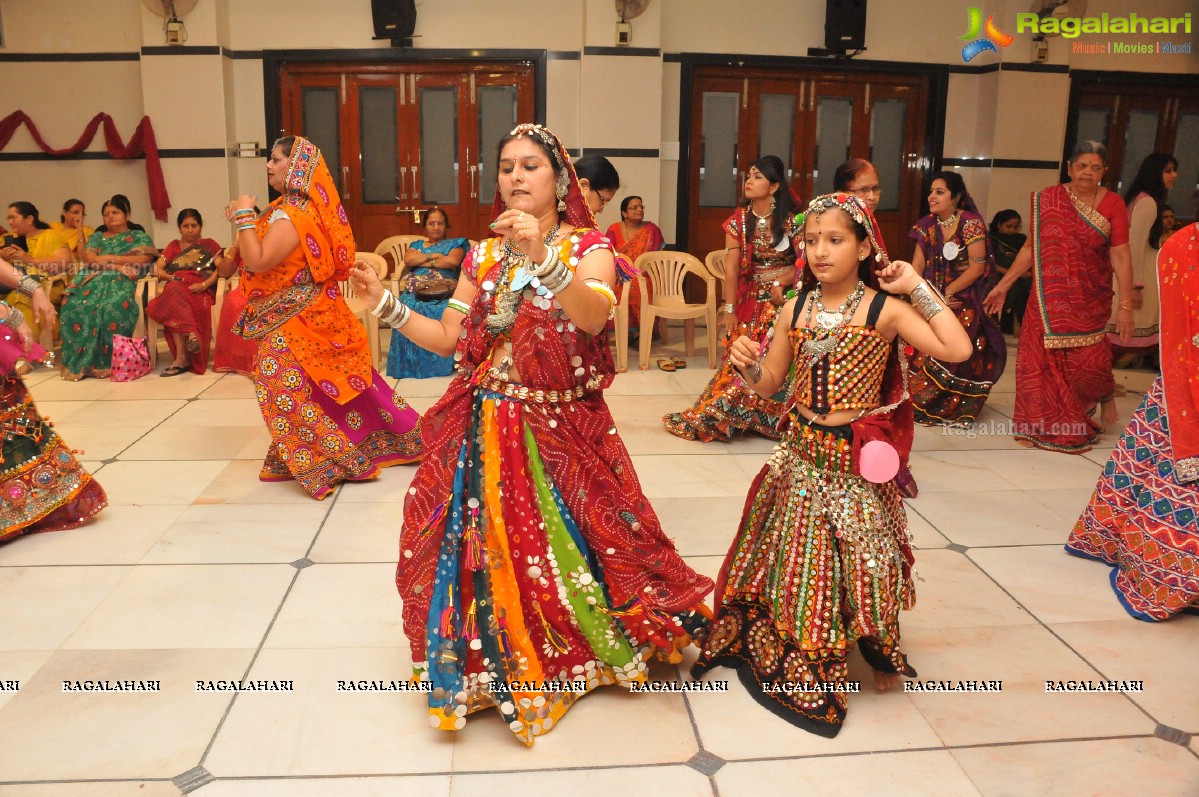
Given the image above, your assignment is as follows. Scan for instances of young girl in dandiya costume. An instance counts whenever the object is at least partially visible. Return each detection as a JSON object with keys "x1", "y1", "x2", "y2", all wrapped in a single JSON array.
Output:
[
  {"x1": 349, "y1": 124, "x2": 712, "y2": 746},
  {"x1": 225, "y1": 136, "x2": 423, "y2": 500},
  {"x1": 691, "y1": 194, "x2": 972, "y2": 737}
]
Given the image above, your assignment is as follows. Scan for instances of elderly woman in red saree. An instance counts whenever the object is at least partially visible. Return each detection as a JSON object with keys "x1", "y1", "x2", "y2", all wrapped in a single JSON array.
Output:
[
  {"x1": 984, "y1": 141, "x2": 1134, "y2": 453},
  {"x1": 224, "y1": 135, "x2": 422, "y2": 500},
  {"x1": 147, "y1": 208, "x2": 222, "y2": 376},
  {"x1": 664, "y1": 155, "x2": 801, "y2": 442},
  {"x1": 1066, "y1": 222, "x2": 1199, "y2": 620},
  {"x1": 350, "y1": 124, "x2": 711, "y2": 746},
  {"x1": 605, "y1": 195, "x2": 664, "y2": 333}
]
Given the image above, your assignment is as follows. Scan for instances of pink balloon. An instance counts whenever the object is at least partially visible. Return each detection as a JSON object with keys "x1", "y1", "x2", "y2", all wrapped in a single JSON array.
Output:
[{"x1": 859, "y1": 440, "x2": 900, "y2": 483}]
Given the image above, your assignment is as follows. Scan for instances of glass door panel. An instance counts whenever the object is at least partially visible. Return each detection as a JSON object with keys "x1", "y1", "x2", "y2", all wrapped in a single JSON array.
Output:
[
  {"x1": 1117, "y1": 108, "x2": 1161, "y2": 195},
  {"x1": 870, "y1": 98, "x2": 907, "y2": 213},
  {"x1": 477, "y1": 85, "x2": 518, "y2": 204},
  {"x1": 813, "y1": 96, "x2": 854, "y2": 196},
  {"x1": 359, "y1": 86, "x2": 399, "y2": 205},
  {"x1": 699, "y1": 92, "x2": 741, "y2": 208},
  {"x1": 1169, "y1": 110, "x2": 1199, "y2": 219},
  {"x1": 418, "y1": 85, "x2": 460, "y2": 205},
  {"x1": 758, "y1": 93, "x2": 796, "y2": 178},
  {"x1": 301, "y1": 87, "x2": 342, "y2": 193},
  {"x1": 1076, "y1": 106, "x2": 1111, "y2": 148}
]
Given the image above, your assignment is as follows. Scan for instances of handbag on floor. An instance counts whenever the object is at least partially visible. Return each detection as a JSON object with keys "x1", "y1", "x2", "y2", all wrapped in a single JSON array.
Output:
[{"x1": 110, "y1": 334, "x2": 152, "y2": 382}]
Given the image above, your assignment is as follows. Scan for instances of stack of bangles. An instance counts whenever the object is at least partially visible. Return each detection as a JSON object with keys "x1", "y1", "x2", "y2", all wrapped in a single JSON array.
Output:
[
  {"x1": 232, "y1": 208, "x2": 256, "y2": 233},
  {"x1": 526, "y1": 246, "x2": 614, "y2": 318},
  {"x1": 526, "y1": 246, "x2": 572, "y2": 294},
  {"x1": 0, "y1": 300, "x2": 24, "y2": 330},
  {"x1": 371, "y1": 291, "x2": 472, "y2": 329},
  {"x1": 16, "y1": 275, "x2": 40, "y2": 297}
]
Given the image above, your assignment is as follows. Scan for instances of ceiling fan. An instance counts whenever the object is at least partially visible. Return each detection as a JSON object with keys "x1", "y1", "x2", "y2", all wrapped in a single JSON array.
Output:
[
  {"x1": 142, "y1": 0, "x2": 198, "y2": 44},
  {"x1": 1028, "y1": 0, "x2": 1089, "y2": 38}
]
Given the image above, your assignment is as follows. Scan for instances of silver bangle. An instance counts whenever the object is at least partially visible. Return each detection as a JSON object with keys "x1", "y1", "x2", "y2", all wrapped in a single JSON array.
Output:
[
  {"x1": 0, "y1": 301, "x2": 22, "y2": 329},
  {"x1": 910, "y1": 281, "x2": 945, "y2": 321},
  {"x1": 534, "y1": 251, "x2": 573, "y2": 294},
  {"x1": 17, "y1": 275, "x2": 40, "y2": 297},
  {"x1": 741, "y1": 361, "x2": 763, "y2": 384}
]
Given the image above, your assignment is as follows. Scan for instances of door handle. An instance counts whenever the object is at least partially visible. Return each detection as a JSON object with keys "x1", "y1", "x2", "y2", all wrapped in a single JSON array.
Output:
[
  {"x1": 410, "y1": 166, "x2": 419, "y2": 201},
  {"x1": 399, "y1": 166, "x2": 408, "y2": 200},
  {"x1": 469, "y1": 165, "x2": 478, "y2": 199},
  {"x1": 395, "y1": 206, "x2": 424, "y2": 224},
  {"x1": 341, "y1": 166, "x2": 350, "y2": 206}
]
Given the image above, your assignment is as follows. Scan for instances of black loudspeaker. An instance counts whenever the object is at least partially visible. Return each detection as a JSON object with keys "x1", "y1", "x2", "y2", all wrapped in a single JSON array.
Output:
[
  {"x1": 824, "y1": 0, "x2": 867, "y2": 51},
  {"x1": 371, "y1": 0, "x2": 417, "y2": 41}
]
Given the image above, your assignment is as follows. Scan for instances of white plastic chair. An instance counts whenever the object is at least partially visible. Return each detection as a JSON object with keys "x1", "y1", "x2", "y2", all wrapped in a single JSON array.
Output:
[
  {"x1": 636, "y1": 251, "x2": 718, "y2": 370},
  {"x1": 374, "y1": 234, "x2": 427, "y2": 284},
  {"x1": 345, "y1": 252, "x2": 388, "y2": 368}
]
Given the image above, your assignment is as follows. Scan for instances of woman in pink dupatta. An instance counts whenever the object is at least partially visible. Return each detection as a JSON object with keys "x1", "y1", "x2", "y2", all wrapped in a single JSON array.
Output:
[{"x1": 984, "y1": 141, "x2": 1134, "y2": 453}]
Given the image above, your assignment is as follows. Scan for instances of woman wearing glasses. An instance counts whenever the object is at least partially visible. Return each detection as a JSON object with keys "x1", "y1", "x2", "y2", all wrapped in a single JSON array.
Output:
[{"x1": 605, "y1": 195, "x2": 664, "y2": 338}]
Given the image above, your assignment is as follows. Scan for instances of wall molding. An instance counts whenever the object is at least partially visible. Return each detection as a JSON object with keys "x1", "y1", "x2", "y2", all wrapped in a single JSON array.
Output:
[
  {"x1": 582, "y1": 46, "x2": 660, "y2": 57},
  {"x1": 582, "y1": 148, "x2": 659, "y2": 158},
  {"x1": 942, "y1": 157, "x2": 1060, "y2": 170}
]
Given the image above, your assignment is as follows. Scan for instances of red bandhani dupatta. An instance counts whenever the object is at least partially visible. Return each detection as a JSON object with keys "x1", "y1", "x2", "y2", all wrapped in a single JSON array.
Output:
[
  {"x1": 1158, "y1": 223, "x2": 1199, "y2": 483},
  {"x1": 1032, "y1": 183, "x2": 1128, "y2": 349}
]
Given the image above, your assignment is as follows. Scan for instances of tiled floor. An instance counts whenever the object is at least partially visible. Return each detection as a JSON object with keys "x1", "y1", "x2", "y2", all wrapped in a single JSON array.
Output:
[{"x1": 2, "y1": 334, "x2": 1196, "y2": 797}]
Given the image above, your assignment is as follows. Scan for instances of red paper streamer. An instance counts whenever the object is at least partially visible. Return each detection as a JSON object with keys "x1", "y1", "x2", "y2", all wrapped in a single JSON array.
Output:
[{"x1": 0, "y1": 111, "x2": 171, "y2": 222}]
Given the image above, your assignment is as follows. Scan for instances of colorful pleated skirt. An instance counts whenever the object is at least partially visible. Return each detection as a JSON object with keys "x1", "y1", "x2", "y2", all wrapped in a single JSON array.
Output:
[
  {"x1": 692, "y1": 419, "x2": 915, "y2": 736},
  {"x1": 254, "y1": 333, "x2": 423, "y2": 499},
  {"x1": 1066, "y1": 377, "x2": 1199, "y2": 620},
  {"x1": 2, "y1": 370, "x2": 108, "y2": 539},
  {"x1": 417, "y1": 388, "x2": 707, "y2": 745}
]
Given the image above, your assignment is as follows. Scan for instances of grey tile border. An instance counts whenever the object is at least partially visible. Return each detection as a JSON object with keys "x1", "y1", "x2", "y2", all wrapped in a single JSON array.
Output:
[{"x1": 173, "y1": 765, "x2": 214, "y2": 793}]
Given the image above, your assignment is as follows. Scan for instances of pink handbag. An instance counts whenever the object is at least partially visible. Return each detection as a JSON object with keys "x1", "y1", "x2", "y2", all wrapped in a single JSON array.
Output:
[{"x1": 110, "y1": 334, "x2": 152, "y2": 382}]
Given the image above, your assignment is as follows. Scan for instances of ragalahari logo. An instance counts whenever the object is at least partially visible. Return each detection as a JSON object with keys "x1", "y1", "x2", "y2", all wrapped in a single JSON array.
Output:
[{"x1": 960, "y1": 7, "x2": 1015, "y2": 61}]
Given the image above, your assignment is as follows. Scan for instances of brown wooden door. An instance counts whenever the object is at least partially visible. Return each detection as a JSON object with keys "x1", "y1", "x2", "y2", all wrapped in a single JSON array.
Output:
[
  {"x1": 686, "y1": 67, "x2": 930, "y2": 259},
  {"x1": 281, "y1": 62, "x2": 534, "y2": 252},
  {"x1": 1076, "y1": 82, "x2": 1199, "y2": 222}
]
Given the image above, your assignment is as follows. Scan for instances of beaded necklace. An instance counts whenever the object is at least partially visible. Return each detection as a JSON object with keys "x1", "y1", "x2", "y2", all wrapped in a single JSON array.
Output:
[
  {"x1": 483, "y1": 222, "x2": 561, "y2": 336},
  {"x1": 801, "y1": 280, "x2": 866, "y2": 368}
]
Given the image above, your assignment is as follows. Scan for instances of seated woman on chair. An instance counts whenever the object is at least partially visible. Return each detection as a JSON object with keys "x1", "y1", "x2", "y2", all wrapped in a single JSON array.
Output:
[
  {"x1": 59, "y1": 196, "x2": 156, "y2": 381},
  {"x1": 385, "y1": 207, "x2": 469, "y2": 380},
  {"x1": 147, "y1": 208, "x2": 222, "y2": 376}
]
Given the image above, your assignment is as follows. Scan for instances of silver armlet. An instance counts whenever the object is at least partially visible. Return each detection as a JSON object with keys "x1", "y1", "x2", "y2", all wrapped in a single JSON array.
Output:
[{"x1": 909, "y1": 281, "x2": 945, "y2": 321}]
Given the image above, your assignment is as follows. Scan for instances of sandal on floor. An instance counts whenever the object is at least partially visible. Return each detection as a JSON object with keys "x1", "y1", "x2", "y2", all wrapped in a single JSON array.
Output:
[
  {"x1": 185, "y1": 334, "x2": 201, "y2": 354},
  {"x1": 15, "y1": 361, "x2": 32, "y2": 376},
  {"x1": 671, "y1": 357, "x2": 688, "y2": 369},
  {"x1": 159, "y1": 365, "x2": 188, "y2": 377},
  {"x1": 656, "y1": 358, "x2": 678, "y2": 372}
]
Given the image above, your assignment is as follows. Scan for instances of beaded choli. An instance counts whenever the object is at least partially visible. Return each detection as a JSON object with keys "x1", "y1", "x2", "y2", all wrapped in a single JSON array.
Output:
[
  {"x1": 457, "y1": 228, "x2": 615, "y2": 394},
  {"x1": 789, "y1": 292, "x2": 890, "y2": 415}
]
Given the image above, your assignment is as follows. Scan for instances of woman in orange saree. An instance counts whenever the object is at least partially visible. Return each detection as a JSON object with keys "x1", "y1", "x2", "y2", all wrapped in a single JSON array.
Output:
[
  {"x1": 985, "y1": 141, "x2": 1134, "y2": 453},
  {"x1": 225, "y1": 136, "x2": 422, "y2": 499},
  {"x1": 605, "y1": 195, "x2": 664, "y2": 333},
  {"x1": 1066, "y1": 222, "x2": 1199, "y2": 620}
]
